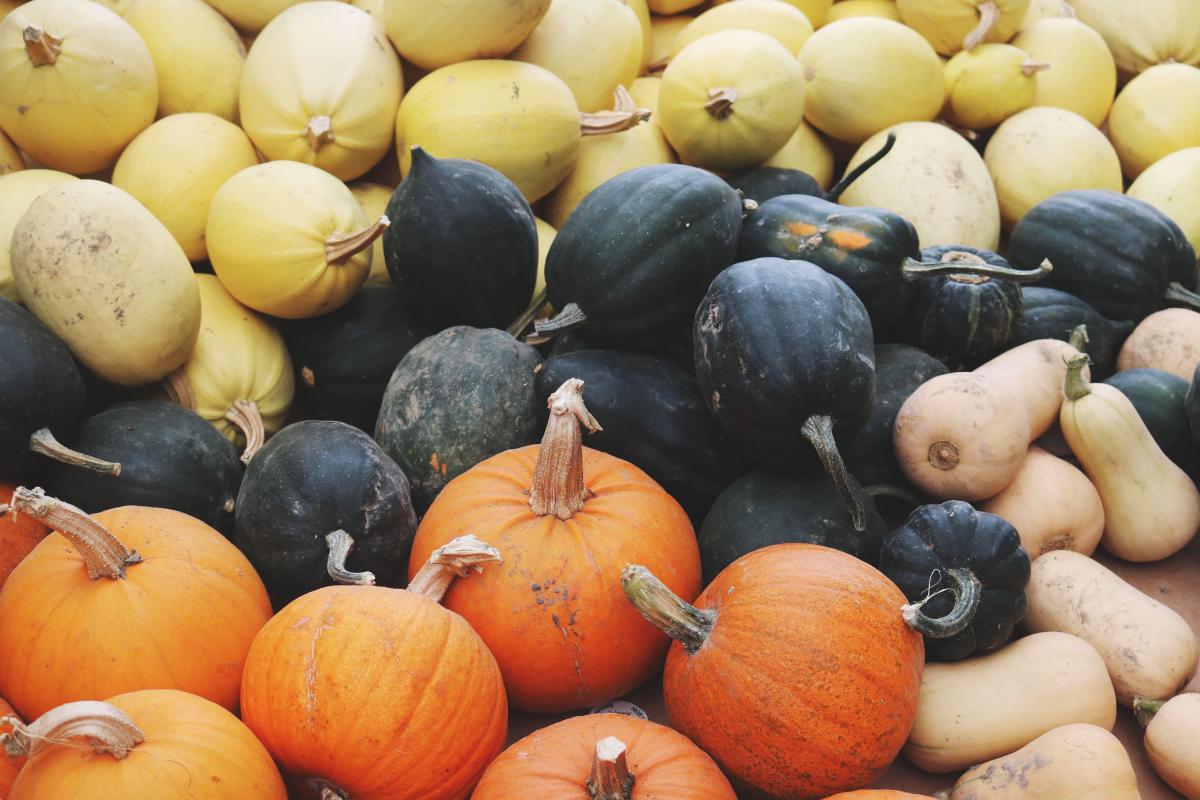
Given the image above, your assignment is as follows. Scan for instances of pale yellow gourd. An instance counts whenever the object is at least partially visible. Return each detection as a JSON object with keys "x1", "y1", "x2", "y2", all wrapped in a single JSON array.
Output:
[
  {"x1": 1071, "y1": 0, "x2": 1200, "y2": 78},
  {"x1": 85, "y1": 0, "x2": 134, "y2": 15},
  {"x1": 123, "y1": 0, "x2": 245, "y2": 121},
  {"x1": 761, "y1": 118, "x2": 834, "y2": 190},
  {"x1": 949, "y1": 724, "x2": 1140, "y2": 800},
  {"x1": 0, "y1": 0, "x2": 21, "y2": 22},
  {"x1": 1012, "y1": 18, "x2": 1116, "y2": 127},
  {"x1": 0, "y1": 169, "x2": 76, "y2": 302},
  {"x1": 111, "y1": 113, "x2": 259, "y2": 262},
  {"x1": 0, "y1": 128, "x2": 20, "y2": 175},
  {"x1": 163, "y1": 275, "x2": 295, "y2": 463},
  {"x1": 1060, "y1": 354, "x2": 1200, "y2": 562},
  {"x1": 708, "y1": 0, "x2": 831, "y2": 27},
  {"x1": 1108, "y1": 64, "x2": 1200, "y2": 180},
  {"x1": 240, "y1": 2, "x2": 403, "y2": 182},
  {"x1": 383, "y1": 0, "x2": 551, "y2": 71},
  {"x1": 648, "y1": 0, "x2": 704, "y2": 14},
  {"x1": 1019, "y1": 0, "x2": 1074, "y2": 28},
  {"x1": 799, "y1": 18, "x2": 944, "y2": 144},
  {"x1": 10, "y1": 181, "x2": 201, "y2": 386},
  {"x1": 532, "y1": 217, "x2": 555, "y2": 320},
  {"x1": 206, "y1": 161, "x2": 382, "y2": 319},
  {"x1": 348, "y1": 181, "x2": 392, "y2": 287},
  {"x1": 1136, "y1": 693, "x2": 1200, "y2": 800},
  {"x1": 984, "y1": 107, "x2": 1123, "y2": 230},
  {"x1": 627, "y1": 0, "x2": 651, "y2": 68},
  {"x1": 0, "y1": 0, "x2": 156, "y2": 175},
  {"x1": 348, "y1": 0, "x2": 381, "y2": 25},
  {"x1": 905, "y1": 632, "x2": 1116, "y2": 773},
  {"x1": 670, "y1": 1, "x2": 814, "y2": 59},
  {"x1": 896, "y1": 0, "x2": 1031, "y2": 56},
  {"x1": 203, "y1": 0, "x2": 319, "y2": 33},
  {"x1": 646, "y1": 14, "x2": 691, "y2": 72},
  {"x1": 826, "y1": 0, "x2": 900, "y2": 23},
  {"x1": 943, "y1": 44, "x2": 1048, "y2": 130},
  {"x1": 1129, "y1": 147, "x2": 1200, "y2": 259},
  {"x1": 1116, "y1": 309, "x2": 1200, "y2": 380}
]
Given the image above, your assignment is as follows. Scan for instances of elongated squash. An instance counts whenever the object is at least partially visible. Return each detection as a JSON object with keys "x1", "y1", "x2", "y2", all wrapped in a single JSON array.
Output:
[
  {"x1": 0, "y1": 169, "x2": 76, "y2": 303},
  {"x1": 1136, "y1": 693, "x2": 1200, "y2": 800},
  {"x1": 1011, "y1": 19, "x2": 1116, "y2": 127},
  {"x1": 670, "y1": 1, "x2": 814, "y2": 58},
  {"x1": 383, "y1": 0, "x2": 551, "y2": 71},
  {"x1": 349, "y1": 182, "x2": 392, "y2": 287},
  {"x1": 897, "y1": 0, "x2": 1031, "y2": 55},
  {"x1": 1070, "y1": 0, "x2": 1200, "y2": 78},
  {"x1": 1129, "y1": 147, "x2": 1200, "y2": 260}
]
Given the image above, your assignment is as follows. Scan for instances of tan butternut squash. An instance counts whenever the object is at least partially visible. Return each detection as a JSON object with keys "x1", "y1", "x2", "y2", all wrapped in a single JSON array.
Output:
[
  {"x1": 1136, "y1": 693, "x2": 1200, "y2": 799},
  {"x1": 1116, "y1": 308, "x2": 1200, "y2": 380},
  {"x1": 905, "y1": 631, "x2": 1116, "y2": 773}
]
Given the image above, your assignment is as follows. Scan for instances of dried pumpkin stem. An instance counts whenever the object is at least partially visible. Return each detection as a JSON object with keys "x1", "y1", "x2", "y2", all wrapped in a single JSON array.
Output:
[
  {"x1": 900, "y1": 257, "x2": 1052, "y2": 284},
  {"x1": 408, "y1": 535, "x2": 502, "y2": 603},
  {"x1": 825, "y1": 132, "x2": 897, "y2": 202},
  {"x1": 587, "y1": 737, "x2": 636, "y2": 800},
  {"x1": 1019, "y1": 60, "x2": 1052, "y2": 75},
  {"x1": 622, "y1": 565, "x2": 714, "y2": 655},
  {"x1": 22, "y1": 25, "x2": 62, "y2": 67},
  {"x1": 28, "y1": 428, "x2": 121, "y2": 477},
  {"x1": 303, "y1": 115, "x2": 336, "y2": 152},
  {"x1": 1, "y1": 701, "x2": 143, "y2": 760},
  {"x1": 1068, "y1": 324, "x2": 1089, "y2": 352},
  {"x1": 506, "y1": 287, "x2": 551, "y2": 338},
  {"x1": 530, "y1": 378, "x2": 602, "y2": 519},
  {"x1": 901, "y1": 567, "x2": 982, "y2": 638},
  {"x1": 161, "y1": 369, "x2": 197, "y2": 410},
  {"x1": 225, "y1": 399, "x2": 265, "y2": 464},
  {"x1": 1133, "y1": 696, "x2": 1165, "y2": 727},
  {"x1": 800, "y1": 415, "x2": 867, "y2": 532},
  {"x1": 1062, "y1": 353, "x2": 1091, "y2": 401},
  {"x1": 580, "y1": 101, "x2": 652, "y2": 137},
  {"x1": 9, "y1": 487, "x2": 142, "y2": 579},
  {"x1": 306, "y1": 778, "x2": 350, "y2": 800},
  {"x1": 704, "y1": 88, "x2": 738, "y2": 119},
  {"x1": 326, "y1": 215, "x2": 390, "y2": 264},
  {"x1": 963, "y1": 0, "x2": 1000, "y2": 50},
  {"x1": 1164, "y1": 281, "x2": 1200, "y2": 309},
  {"x1": 534, "y1": 301, "x2": 587, "y2": 336},
  {"x1": 325, "y1": 530, "x2": 376, "y2": 586}
]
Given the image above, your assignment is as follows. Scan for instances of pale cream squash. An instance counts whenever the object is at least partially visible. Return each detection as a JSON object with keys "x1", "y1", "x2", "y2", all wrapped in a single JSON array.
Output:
[
  {"x1": 85, "y1": 0, "x2": 134, "y2": 14},
  {"x1": 1128, "y1": 147, "x2": 1200, "y2": 259},
  {"x1": 0, "y1": 169, "x2": 76, "y2": 302},
  {"x1": 943, "y1": 43, "x2": 1047, "y2": 130},
  {"x1": 762, "y1": 118, "x2": 835, "y2": 190},
  {"x1": 896, "y1": 0, "x2": 1031, "y2": 55},
  {"x1": 1137, "y1": 693, "x2": 1200, "y2": 800},
  {"x1": 627, "y1": 0, "x2": 651, "y2": 68},
  {"x1": 203, "y1": 0, "x2": 330, "y2": 33},
  {"x1": 383, "y1": 0, "x2": 550, "y2": 71},
  {"x1": 348, "y1": 181, "x2": 392, "y2": 287},
  {"x1": 111, "y1": 113, "x2": 259, "y2": 262},
  {"x1": 0, "y1": 128, "x2": 19, "y2": 175},
  {"x1": 648, "y1": 0, "x2": 704, "y2": 14},
  {"x1": 709, "y1": 0, "x2": 831, "y2": 27},
  {"x1": 0, "y1": 0, "x2": 21, "y2": 22},
  {"x1": 670, "y1": 1, "x2": 814, "y2": 58},
  {"x1": 1020, "y1": 0, "x2": 1074, "y2": 29},
  {"x1": 1108, "y1": 64, "x2": 1200, "y2": 180},
  {"x1": 348, "y1": 0, "x2": 381, "y2": 25},
  {"x1": 533, "y1": 217, "x2": 555, "y2": 306},
  {"x1": 646, "y1": 14, "x2": 691, "y2": 72},
  {"x1": 1116, "y1": 309, "x2": 1200, "y2": 380},
  {"x1": 0, "y1": 0, "x2": 156, "y2": 175},
  {"x1": 826, "y1": 0, "x2": 900, "y2": 23},
  {"x1": 1011, "y1": 18, "x2": 1116, "y2": 127},
  {"x1": 1071, "y1": 0, "x2": 1200, "y2": 78}
]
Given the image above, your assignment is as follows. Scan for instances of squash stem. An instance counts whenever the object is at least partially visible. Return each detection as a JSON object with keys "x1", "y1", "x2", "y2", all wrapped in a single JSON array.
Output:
[
  {"x1": 8, "y1": 487, "x2": 142, "y2": 580},
  {"x1": 161, "y1": 369, "x2": 197, "y2": 410},
  {"x1": 326, "y1": 215, "x2": 390, "y2": 264},
  {"x1": 963, "y1": 0, "x2": 999, "y2": 50},
  {"x1": 588, "y1": 737, "x2": 636, "y2": 800},
  {"x1": 1133, "y1": 696, "x2": 1165, "y2": 728},
  {"x1": 301, "y1": 366, "x2": 317, "y2": 388},
  {"x1": 801, "y1": 414, "x2": 867, "y2": 532},
  {"x1": 28, "y1": 428, "x2": 121, "y2": 477},
  {"x1": 1165, "y1": 281, "x2": 1200, "y2": 309},
  {"x1": 704, "y1": 88, "x2": 738, "y2": 119},
  {"x1": 825, "y1": 132, "x2": 896, "y2": 202},
  {"x1": 900, "y1": 257, "x2": 1052, "y2": 284},
  {"x1": 407, "y1": 535, "x2": 502, "y2": 603},
  {"x1": 303, "y1": 115, "x2": 336, "y2": 153},
  {"x1": 621, "y1": 565, "x2": 714, "y2": 655},
  {"x1": 901, "y1": 567, "x2": 982, "y2": 638},
  {"x1": 1068, "y1": 324, "x2": 1089, "y2": 352},
  {"x1": 325, "y1": 530, "x2": 376, "y2": 586},
  {"x1": 506, "y1": 287, "x2": 550, "y2": 338},
  {"x1": 529, "y1": 379, "x2": 602, "y2": 519},
  {"x1": 534, "y1": 301, "x2": 588, "y2": 336},
  {"x1": 1062, "y1": 353, "x2": 1091, "y2": 401},
  {"x1": 580, "y1": 107, "x2": 651, "y2": 137},
  {"x1": 1019, "y1": 60, "x2": 1052, "y2": 75},
  {"x1": 22, "y1": 25, "x2": 62, "y2": 67},
  {"x1": 1, "y1": 701, "x2": 143, "y2": 761},
  {"x1": 225, "y1": 399, "x2": 265, "y2": 464},
  {"x1": 306, "y1": 778, "x2": 350, "y2": 800}
]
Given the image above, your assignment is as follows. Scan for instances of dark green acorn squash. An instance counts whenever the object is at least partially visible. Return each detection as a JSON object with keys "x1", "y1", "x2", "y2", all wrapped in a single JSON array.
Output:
[
  {"x1": 1103, "y1": 368, "x2": 1199, "y2": 474},
  {"x1": 234, "y1": 420, "x2": 417, "y2": 605},
  {"x1": 537, "y1": 164, "x2": 743, "y2": 344},
  {"x1": 1189, "y1": 363, "x2": 1200, "y2": 443},
  {"x1": 383, "y1": 147, "x2": 537, "y2": 330},
  {"x1": 535, "y1": 349, "x2": 751, "y2": 526},
  {"x1": 724, "y1": 131, "x2": 896, "y2": 206},
  {"x1": 1007, "y1": 190, "x2": 1199, "y2": 321},
  {"x1": 881, "y1": 500, "x2": 1030, "y2": 662},
  {"x1": 285, "y1": 286, "x2": 429, "y2": 433},
  {"x1": 546, "y1": 326, "x2": 696, "y2": 376},
  {"x1": 1011, "y1": 287, "x2": 1134, "y2": 379},
  {"x1": 375, "y1": 326, "x2": 544, "y2": 511}
]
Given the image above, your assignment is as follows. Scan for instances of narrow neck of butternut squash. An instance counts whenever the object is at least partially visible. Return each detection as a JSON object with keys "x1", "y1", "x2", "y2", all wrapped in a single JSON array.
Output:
[
  {"x1": 1, "y1": 701, "x2": 143, "y2": 760},
  {"x1": 1063, "y1": 354, "x2": 1092, "y2": 401},
  {"x1": 407, "y1": 535, "x2": 502, "y2": 603},
  {"x1": 622, "y1": 565, "x2": 714, "y2": 655},
  {"x1": 325, "y1": 530, "x2": 376, "y2": 586},
  {"x1": 8, "y1": 487, "x2": 141, "y2": 580},
  {"x1": 587, "y1": 737, "x2": 635, "y2": 800},
  {"x1": 529, "y1": 378, "x2": 602, "y2": 520}
]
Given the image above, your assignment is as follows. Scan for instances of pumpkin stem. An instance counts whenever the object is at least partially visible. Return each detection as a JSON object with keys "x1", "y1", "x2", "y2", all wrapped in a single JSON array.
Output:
[
  {"x1": 963, "y1": 0, "x2": 1000, "y2": 50},
  {"x1": 704, "y1": 88, "x2": 738, "y2": 119},
  {"x1": 1164, "y1": 281, "x2": 1200, "y2": 309},
  {"x1": 530, "y1": 378, "x2": 602, "y2": 519},
  {"x1": 580, "y1": 88, "x2": 652, "y2": 136},
  {"x1": 22, "y1": 25, "x2": 62, "y2": 67},
  {"x1": 1062, "y1": 353, "x2": 1092, "y2": 401},
  {"x1": 303, "y1": 115, "x2": 336, "y2": 153},
  {"x1": 28, "y1": 428, "x2": 121, "y2": 477},
  {"x1": 507, "y1": 287, "x2": 551, "y2": 339},
  {"x1": 800, "y1": 414, "x2": 868, "y2": 532},
  {"x1": 622, "y1": 565, "x2": 713, "y2": 654},
  {"x1": 325, "y1": 530, "x2": 376, "y2": 586},
  {"x1": 588, "y1": 736, "x2": 636, "y2": 800},
  {"x1": 326, "y1": 215, "x2": 390, "y2": 264},
  {"x1": 900, "y1": 256, "x2": 1052, "y2": 284},
  {"x1": 1019, "y1": 60, "x2": 1052, "y2": 75},
  {"x1": 1068, "y1": 324, "x2": 1089, "y2": 352},
  {"x1": 162, "y1": 369, "x2": 197, "y2": 410},
  {"x1": 1133, "y1": 696, "x2": 1165, "y2": 727},
  {"x1": 826, "y1": 132, "x2": 896, "y2": 202},
  {"x1": 0, "y1": 701, "x2": 143, "y2": 760},
  {"x1": 408, "y1": 534, "x2": 502, "y2": 603},
  {"x1": 307, "y1": 778, "x2": 350, "y2": 800},
  {"x1": 225, "y1": 399, "x2": 265, "y2": 464},
  {"x1": 534, "y1": 301, "x2": 588, "y2": 336},
  {"x1": 901, "y1": 567, "x2": 982, "y2": 638},
  {"x1": 8, "y1": 487, "x2": 142, "y2": 580}
]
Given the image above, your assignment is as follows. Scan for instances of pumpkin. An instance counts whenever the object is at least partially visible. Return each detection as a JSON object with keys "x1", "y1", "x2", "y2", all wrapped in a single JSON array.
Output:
[
  {"x1": 0, "y1": 490, "x2": 271, "y2": 719},
  {"x1": 624, "y1": 544, "x2": 924, "y2": 798},
  {"x1": 122, "y1": 0, "x2": 245, "y2": 121},
  {"x1": 709, "y1": 0, "x2": 831, "y2": 26},
  {"x1": 0, "y1": 0, "x2": 156, "y2": 174},
  {"x1": 11, "y1": 181, "x2": 200, "y2": 386},
  {"x1": 0, "y1": 695, "x2": 22, "y2": 795},
  {"x1": 1011, "y1": 288, "x2": 1134, "y2": 379},
  {"x1": 759, "y1": 118, "x2": 835, "y2": 190},
  {"x1": 204, "y1": 0, "x2": 310, "y2": 32},
  {"x1": 0, "y1": 480, "x2": 48, "y2": 589},
  {"x1": 383, "y1": 0, "x2": 550, "y2": 71},
  {"x1": 1135, "y1": 693, "x2": 1200, "y2": 799},
  {"x1": 669, "y1": 1, "x2": 813, "y2": 61},
  {"x1": 241, "y1": 536, "x2": 509, "y2": 799},
  {"x1": 825, "y1": 0, "x2": 901, "y2": 22},
  {"x1": 1108, "y1": 64, "x2": 1200, "y2": 180},
  {"x1": 0, "y1": 170, "x2": 76, "y2": 303},
  {"x1": 349, "y1": 182, "x2": 392, "y2": 286},
  {"x1": 1070, "y1": 0, "x2": 1200, "y2": 78},
  {"x1": 239, "y1": 3, "x2": 402, "y2": 181},
  {"x1": 0, "y1": 128, "x2": 19, "y2": 175},
  {"x1": 799, "y1": 18, "x2": 945, "y2": 144},
  {"x1": 984, "y1": 108, "x2": 1123, "y2": 231},
  {"x1": 1011, "y1": 18, "x2": 1117, "y2": 126},
  {"x1": 942, "y1": 44, "x2": 1048, "y2": 130},
  {"x1": 473, "y1": 713, "x2": 736, "y2": 800},
  {"x1": 207, "y1": 161, "x2": 382, "y2": 319},
  {"x1": 1104, "y1": 368, "x2": 1199, "y2": 473},
  {"x1": 3, "y1": 692, "x2": 287, "y2": 799},
  {"x1": 1129, "y1": 147, "x2": 1200, "y2": 260},
  {"x1": 111, "y1": 113, "x2": 259, "y2": 262},
  {"x1": 897, "y1": 0, "x2": 1030, "y2": 55},
  {"x1": 409, "y1": 379, "x2": 701, "y2": 713}
]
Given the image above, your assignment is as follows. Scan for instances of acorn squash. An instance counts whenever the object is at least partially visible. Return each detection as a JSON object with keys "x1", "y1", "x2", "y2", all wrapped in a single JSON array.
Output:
[
  {"x1": 896, "y1": 0, "x2": 1031, "y2": 55},
  {"x1": 942, "y1": 43, "x2": 1048, "y2": 130},
  {"x1": 670, "y1": 0, "x2": 813, "y2": 59},
  {"x1": 1070, "y1": 0, "x2": 1200, "y2": 78},
  {"x1": 1129, "y1": 148, "x2": 1200, "y2": 262},
  {"x1": 1011, "y1": 18, "x2": 1116, "y2": 127},
  {"x1": 0, "y1": 169, "x2": 76, "y2": 303},
  {"x1": 383, "y1": 0, "x2": 550, "y2": 71},
  {"x1": 1107, "y1": 64, "x2": 1200, "y2": 180},
  {"x1": 1012, "y1": 288, "x2": 1133, "y2": 379},
  {"x1": 348, "y1": 181, "x2": 392, "y2": 287}
]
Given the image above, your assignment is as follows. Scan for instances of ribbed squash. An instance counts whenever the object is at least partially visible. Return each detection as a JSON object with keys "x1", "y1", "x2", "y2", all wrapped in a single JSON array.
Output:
[
  {"x1": 206, "y1": 161, "x2": 382, "y2": 319},
  {"x1": 827, "y1": 0, "x2": 901, "y2": 23},
  {"x1": 709, "y1": 0, "x2": 832, "y2": 27},
  {"x1": 1011, "y1": 19, "x2": 1117, "y2": 127},
  {"x1": 647, "y1": 13, "x2": 691, "y2": 71},
  {"x1": 943, "y1": 43, "x2": 1048, "y2": 130},
  {"x1": 1129, "y1": 147, "x2": 1200, "y2": 260},
  {"x1": 511, "y1": 0, "x2": 642, "y2": 113},
  {"x1": 658, "y1": 30, "x2": 805, "y2": 172},
  {"x1": 0, "y1": 0, "x2": 156, "y2": 175},
  {"x1": 1070, "y1": 0, "x2": 1200, "y2": 78},
  {"x1": 896, "y1": 0, "x2": 1031, "y2": 55},
  {"x1": 670, "y1": 1, "x2": 814, "y2": 59},
  {"x1": 761, "y1": 118, "x2": 834, "y2": 190},
  {"x1": 111, "y1": 113, "x2": 259, "y2": 263},
  {"x1": 349, "y1": 181, "x2": 392, "y2": 287},
  {"x1": 0, "y1": 169, "x2": 75, "y2": 303},
  {"x1": 383, "y1": 0, "x2": 551, "y2": 70},
  {"x1": 799, "y1": 18, "x2": 944, "y2": 144},
  {"x1": 0, "y1": 128, "x2": 19, "y2": 175},
  {"x1": 1108, "y1": 64, "x2": 1200, "y2": 180},
  {"x1": 122, "y1": 0, "x2": 245, "y2": 121},
  {"x1": 239, "y1": 2, "x2": 402, "y2": 182},
  {"x1": 984, "y1": 107, "x2": 1123, "y2": 230}
]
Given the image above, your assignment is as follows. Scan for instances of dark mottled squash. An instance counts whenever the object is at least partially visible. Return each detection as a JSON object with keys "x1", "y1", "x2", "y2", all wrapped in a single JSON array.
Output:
[
  {"x1": 383, "y1": 147, "x2": 537, "y2": 330},
  {"x1": 535, "y1": 349, "x2": 751, "y2": 526},
  {"x1": 724, "y1": 133, "x2": 896, "y2": 206},
  {"x1": 286, "y1": 286, "x2": 429, "y2": 432},
  {"x1": 234, "y1": 420, "x2": 417, "y2": 605},
  {"x1": 1012, "y1": 288, "x2": 1134, "y2": 379},
  {"x1": 1104, "y1": 369, "x2": 1199, "y2": 474},
  {"x1": 547, "y1": 326, "x2": 696, "y2": 376},
  {"x1": 375, "y1": 326, "x2": 544, "y2": 511}
]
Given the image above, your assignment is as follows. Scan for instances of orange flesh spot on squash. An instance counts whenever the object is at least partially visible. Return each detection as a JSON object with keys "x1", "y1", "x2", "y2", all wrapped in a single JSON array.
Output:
[
  {"x1": 828, "y1": 230, "x2": 873, "y2": 250},
  {"x1": 785, "y1": 222, "x2": 819, "y2": 237}
]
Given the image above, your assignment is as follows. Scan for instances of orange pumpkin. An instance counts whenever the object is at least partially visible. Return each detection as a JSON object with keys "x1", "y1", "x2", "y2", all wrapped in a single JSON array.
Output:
[
  {"x1": 0, "y1": 481, "x2": 48, "y2": 589},
  {"x1": 2, "y1": 690, "x2": 287, "y2": 799},
  {"x1": 624, "y1": 543, "x2": 925, "y2": 800},
  {"x1": 0, "y1": 489, "x2": 272, "y2": 720},
  {"x1": 0, "y1": 695, "x2": 23, "y2": 798},
  {"x1": 408, "y1": 378, "x2": 702, "y2": 713},
  {"x1": 240, "y1": 535, "x2": 509, "y2": 800},
  {"x1": 473, "y1": 712, "x2": 736, "y2": 799},
  {"x1": 823, "y1": 793, "x2": 939, "y2": 799}
]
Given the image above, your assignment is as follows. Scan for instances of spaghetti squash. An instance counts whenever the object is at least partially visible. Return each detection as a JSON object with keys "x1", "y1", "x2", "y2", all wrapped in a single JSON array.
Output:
[
  {"x1": 709, "y1": 0, "x2": 831, "y2": 27},
  {"x1": 897, "y1": 0, "x2": 1031, "y2": 55},
  {"x1": 1071, "y1": 0, "x2": 1200, "y2": 78},
  {"x1": 671, "y1": 1, "x2": 814, "y2": 58},
  {"x1": 204, "y1": 0, "x2": 313, "y2": 33},
  {"x1": 943, "y1": 43, "x2": 1047, "y2": 130},
  {"x1": 762, "y1": 118, "x2": 835, "y2": 190},
  {"x1": 826, "y1": 0, "x2": 900, "y2": 23},
  {"x1": 384, "y1": 0, "x2": 550, "y2": 71},
  {"x1": 0, "y1": 129, "x2": 19, "y2": 175},
  {"x1": 1128, "y1": 148, "x2": 1200, "y2": 262},
  {"x1": 0, "y1": 169, "x2": 76, "y2": 302},
  {"x1": 1107, "y1": 64, "x2": 1200, "y2": 180},
  {"x1": 1012, "y1": 18, "x2": 1116, "y2": 126}
]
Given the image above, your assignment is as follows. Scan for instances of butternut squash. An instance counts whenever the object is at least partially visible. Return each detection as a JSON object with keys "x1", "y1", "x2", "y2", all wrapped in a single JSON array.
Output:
[
  {"x1": 0, "y1": 169, "x2": 77, "y2": 303},
  {"x1": 1117, "y1": 308, "x2": 1200, "y2": 381},
  {"x1": 1136, "y1": 693, "x2": 1200, "y2": 799},
  {"x1": 905, "y1": 631, "x2": 1116, "y2": 773},
  {"x1": 1061, "y1": 353, "x2": 1200, "y2": 561}
]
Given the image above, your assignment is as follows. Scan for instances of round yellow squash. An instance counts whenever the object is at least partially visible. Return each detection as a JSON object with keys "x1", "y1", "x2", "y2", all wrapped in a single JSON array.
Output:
[
  {"x1": 1012, "y1": 18, "x2": 1116, "y2": 127},
  {"x1": 709, "y1": 0, "x2": 831, "y2": 27},
  {"x1": 896, "y1": 0, "x2": 1031, "y2": 56},
  {"x1": 659, "y1": 30, "x2": 805, "y2": 173},
  {"x1": 1020, "y1": 0, "x2": 1074, "y2": 28},
  {"x1": 943, "y1": 43, "x2": 1047, "y2": 130},
  {"x1": 671, "y1": 1, "x2": 814, "y2": 58},
  {"x1": 648, "y1": 0, "x2": 704, "y2": 14},
  {"x1": 1070, "y1": 0, "x2": 1200, "y2": 78},
  {"x1": 204, "y1": 0, "x2": 316, "y2": 33},
  {"x1": 839, "y1": 121, "x2": 1000, "y2": 249},
  {"x1": 163, "y1": 275, "x2": 294, "y2": 462},
  {"x1": 647, "y1": 13, "x2": 691, "y2": 71},
  {"x1": 826, "y1": 0, "x2": 900, "y2": 23},
  {"x1": 1128, "y1": 147, "x2": 1200, "y2": 260},
  {"x1": 799, "y1": 17, "x2": 944, "y2": 144},
  {"x1": 383, "y1": 0, "x2": 550, "y2": 71},
  {"x1": 349, "y1": 181, "x2": 392, "y2": 287},
  {"x1": 762, "y1": 118, "x2": 835, "y2": 190},
  {"x1": 348, "y1": 0, "x2": 382, "y2": 25},
  {"x1": 0, "y1": 0, "x2": 156, "y2": 175},
  {"x1": 0, "y1": 169, "x2": 76, "y2": 302},
  {"x1": 11, "y1": 180, "x2": 201, "y2": 386},
  {"x1": 984, "y1": 106, "x2": 1123, "y2": 230},
  {"x1": 0, "y1": 128, "x2": 20, "y2": 175},
  {"x1": 1107, "y1": 64, "x2": 1200, "y2": 181},
  {"x1": 207, "y1": 161, "x2": 381, "y2": 319},
  {"x1": 112, "y1": 113, "x2": 259, "y2": 263},
  {"x1": 627, "y1": 0, "x2": 651, "y2": 69},
  {"x1": 240, "y1": 2, "x2": 402, "y2": 182}
]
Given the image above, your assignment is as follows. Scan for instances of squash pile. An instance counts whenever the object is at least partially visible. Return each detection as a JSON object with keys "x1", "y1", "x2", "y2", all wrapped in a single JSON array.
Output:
[{"x1": 2, "y1": 0, "x2": 1200, "y2": 797}]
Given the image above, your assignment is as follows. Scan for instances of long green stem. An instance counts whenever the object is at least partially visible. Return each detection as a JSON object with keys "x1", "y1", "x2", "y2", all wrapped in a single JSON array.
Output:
[
  {"x1": 1062, "y1": 353, "x2": 1091, "y2": 401},
  {"x1": 826, "y1": 132, "x2": 896, "y2": 202},
  {"x1": 622, "y1": 565, "x2": 714, "y2": 655},
  {"x1": 801, "y1": 414, "x2": 867, "y2": 532},
  {"x1": 901, "y1": 568, "x2": 982, "y2": 638},
  {"x1": 900, "y1": 257, "x2": 1052, "y2": 284}
]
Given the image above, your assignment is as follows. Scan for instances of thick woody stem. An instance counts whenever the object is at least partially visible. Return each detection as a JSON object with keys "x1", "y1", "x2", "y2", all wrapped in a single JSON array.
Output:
[
  {"x1": 325, "y1": 530, "x2": 376, "y2": 585},
  {"x1": 534, "y1": 301, "x2": 587, "y2": 336},
  {"x1": 1133, "y1": 696, "x2": 1165, "y2": 727},
  {"x1": 529, "y1": 379, "x2": 602, "y2": 519},
  {"x1": 326, "y1": 216, "x2": 390, "y2": 264},
  {"x1": 963, "y1": 0, "x2": 1000, "y2": 50},
  {"x1": 1063, "y1": 354, "x2": 1092, "y2": 402},
  {"x1": 29, "y1": 428, "x2": 121, "y2": 477},
  {"x1": 304, "y1": 115, "x2": 336, "y2": 152},
  {"x1": 23, "y1": 25, "x2": 62, "y2": 66},
  {"x1": 407, "y1": 535, "x2": 502, "y2": 603},
  {"x1": 224, "y1": 400, "x2": 265, "y2": 464},
  {"x1": 900, "y1": 257, "x2": 1052, "y2": 284},
  {"x1": 704, "y1": 88, "x2": 738, "y2": 119},
  {"x1": 8, "y1": 487, "x2": 142, "y2": 580},
  {"x1": 162, "y1": 369, "x2": 197, "y2": 410},
  {"x1": 580, "y1": 89, "x2": 652, "y2": 136},
  {"x1": 1, "y1": 701, "x2": 144, "y2": 760},
  {"x1": 587, "y1": 737, "x2": 636, "y2": 800},
  {"x1": 506, "y1": 288, "x2": 550, "y2": 338},
  {"x1": 622, "y1": 565, "x2": 714, "y2": 655}
]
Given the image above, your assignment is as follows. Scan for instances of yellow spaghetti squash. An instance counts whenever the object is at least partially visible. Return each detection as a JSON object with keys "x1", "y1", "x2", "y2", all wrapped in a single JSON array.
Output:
[
  {"x1": 709, "y1": 0, "x2": 831, "y2": 27},
  {"x1": 204, "y1": 0, "x2": 316, "y2": 33},
  {"x1": 384, "y1": 0, "x2": 550, "y2": 71},
  {"x1": 761, "y1": 118, "x2": 835, "y2": 189},
  {"x1": 827, "y1": 0, "x2": 900, "y2": 23},
  {"x1": 1128, "y1": 148, "x2": 1200, "y2": 262},
  {"x1": 897, "y1": 0, "x2": 1031, "y2": 55},
  {"x1": 943, "y1": 43, "x2": 1047, "y2": 130},
  {"x1": 1071, "y1": 0, "x2": 1200, "y2": 78},
  {"x1": 349, "y1": 181, "x2": 393, "y2": 287},
  {"x1": 671, "y1": 1, "x2": 814, "y2": 58},
  {"x1": 1012, "y1": 18, "x2": 1116, "y2": 126},
  {"x1": 1107, "y1": 64, "x2": 1200, "y2": 180},
  {"x1": 0, "y1": 128, "x2": 19, "y2": 175},
  {"x1": 0, "y1": 169, "x2": 75, "y2": 302}
]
